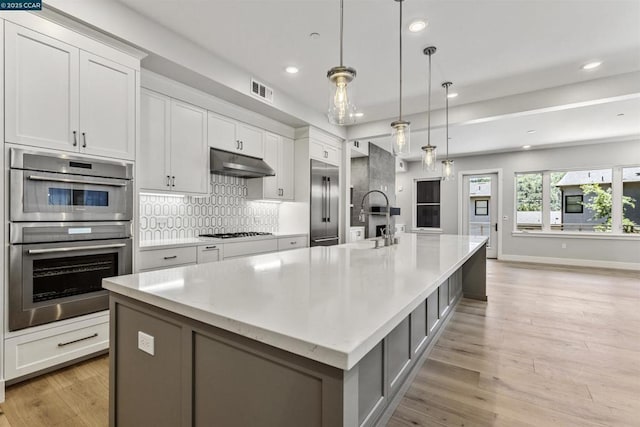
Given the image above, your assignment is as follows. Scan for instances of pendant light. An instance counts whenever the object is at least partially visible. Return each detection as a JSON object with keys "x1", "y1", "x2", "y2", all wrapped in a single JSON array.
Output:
[
  {"x1": 327, "y1": 0, "x2": 357, "y2": 125},
  {"x1": 391, "y1": 0, "x2": 410, "y2": 156},
  {"x1": 421, "y1": 46, "x2": 437, "y2": 171},
  {"x1": 441, "y1": 81, "x2": 455, "y2": 181}
]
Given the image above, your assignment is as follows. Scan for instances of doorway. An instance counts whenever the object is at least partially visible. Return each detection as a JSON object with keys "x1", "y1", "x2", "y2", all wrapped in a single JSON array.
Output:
[{"x1": 461, "y1": 173, "x2": 499, "y2": 258}]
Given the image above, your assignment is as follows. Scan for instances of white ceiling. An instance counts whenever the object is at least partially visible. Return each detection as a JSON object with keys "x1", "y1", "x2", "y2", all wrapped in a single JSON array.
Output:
[{"x1": 117, "y1": 0, "x2": 640, "y2": 154}]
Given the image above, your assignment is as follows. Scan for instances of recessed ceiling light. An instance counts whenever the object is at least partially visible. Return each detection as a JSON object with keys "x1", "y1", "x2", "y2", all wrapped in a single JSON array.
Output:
[
  {"x1": 285, "y1": 66, "x2": 299, "y2": 74},
  {"x1": 527, "y1": 130, "x2": 536, "y2": 134},
  {"x1": 354, "y1": 112, "x2": 364, "y2": 118},
  {"x1": 582, "y1": 61, "x2": 602, "y2": 70},
  {"x1": 522, "y1": 145, "x2": 531, "y2": 149},
  {"x1": 409, "y1": 20, "x2": 427, "y2": 33},
  {"x1": 447, "y1": 92, "x2": 458, "y2": 99}
]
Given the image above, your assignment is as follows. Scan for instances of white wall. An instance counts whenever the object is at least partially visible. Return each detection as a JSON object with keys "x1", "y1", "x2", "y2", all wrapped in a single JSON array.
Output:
[{"x1": 396, "y1": 139, "x2": 640, "y2": 269}]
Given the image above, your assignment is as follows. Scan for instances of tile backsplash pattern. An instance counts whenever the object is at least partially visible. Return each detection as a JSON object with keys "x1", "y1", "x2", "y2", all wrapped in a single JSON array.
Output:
[{"x1": 140, "y1": 174, "x2": 279, "y2": 241}]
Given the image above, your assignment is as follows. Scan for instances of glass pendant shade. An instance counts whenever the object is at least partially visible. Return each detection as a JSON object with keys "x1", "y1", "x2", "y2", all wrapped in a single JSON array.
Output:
[
  {"x1": 391, "y1": 120, "x2": 410, "y2": 156},
  {"x1": 327, "y1": 67, "x2": 357, "y2": 125},
  {"x1": 442, "y1": 159, "x2": 455, "y2": 181},
  {"x1": 421, "y1": 145, "x2": 437, "y2": 171}
]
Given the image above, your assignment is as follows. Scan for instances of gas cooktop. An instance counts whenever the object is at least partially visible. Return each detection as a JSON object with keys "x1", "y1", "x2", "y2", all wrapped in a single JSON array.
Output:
[{"x1": 199, "y1": 232, "x2": 273, "y2": 239}]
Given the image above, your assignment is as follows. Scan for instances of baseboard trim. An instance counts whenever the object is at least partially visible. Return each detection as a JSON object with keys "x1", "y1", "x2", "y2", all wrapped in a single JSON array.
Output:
[{"x1": 499, "y1": 254, "x2": 640, "y2": 271}]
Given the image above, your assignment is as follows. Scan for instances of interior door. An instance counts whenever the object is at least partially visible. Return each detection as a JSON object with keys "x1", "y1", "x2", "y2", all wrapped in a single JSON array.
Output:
[
  {"x1": 79, "y1": 51, "x2": 135, "y2": 160},
  {"x1": 463, "y1": 173, "x2": 498, "y2": 258},
  {"x1": 4, "y1": 22, "x2": 79, "y2": 151}
]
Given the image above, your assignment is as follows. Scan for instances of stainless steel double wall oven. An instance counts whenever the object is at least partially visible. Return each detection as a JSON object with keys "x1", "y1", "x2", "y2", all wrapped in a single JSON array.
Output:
[{"x1": 8, "y1": 149, "x2": 133, "y2": 331}]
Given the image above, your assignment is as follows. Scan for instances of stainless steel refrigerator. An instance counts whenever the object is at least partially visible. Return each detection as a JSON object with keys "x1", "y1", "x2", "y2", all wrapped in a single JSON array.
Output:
[{"x1": 310, "y1": 159, "x2": 339, "y2": 246}]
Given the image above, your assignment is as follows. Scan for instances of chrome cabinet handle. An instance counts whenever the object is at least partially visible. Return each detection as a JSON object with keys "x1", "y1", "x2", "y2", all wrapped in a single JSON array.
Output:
[
  {"x1": 166, "y1": 175, "x2": 171, "y2": 187},
  {"x1": 28, "y1": 175, "x2": 127, "y2": 187},
  {"x1": 171, "y1": 176, "x2": 176, "y2": 187},
  {"x1": 312, "y1": 237, "x2": 339, "y2": 243},
  {"x1": 163, "y1": 255, "x2": 177, "y2": 260},
  {"x1": 82, "y1": 132, "x2": 87, "y2": 148},
  {"x1": 58, "y1": 333, "x2": 98, "y2": 347},
  {"x1": 73, "y1": 130, "x2": 78, "y2": 147},
  {"x1": 236, "y1": 140, "x2": 239, "y2": 149},
  {"x1": 290, "y1": 241, "x2": 296, "y2": 245},
  {"x1": 204, "y1": 246, "x2": 217, "y2": 250},
  {"x1": 240, "y1": 140, "x2": 244, "y2": 150},
  {"x1": 28, "y1": 243, "x2": 126, "y2": 254}
]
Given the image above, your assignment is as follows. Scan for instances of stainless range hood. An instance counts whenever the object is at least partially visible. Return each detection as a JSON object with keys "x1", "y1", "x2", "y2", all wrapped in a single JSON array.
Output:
[{"x1": 210, "y1": 148, "x2": 275, "y2": 178}]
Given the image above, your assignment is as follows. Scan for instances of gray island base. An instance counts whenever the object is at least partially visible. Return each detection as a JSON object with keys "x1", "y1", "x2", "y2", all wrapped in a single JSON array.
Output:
[{"x1": 105, "y1": 234, "x2": 487, "y2": 427}]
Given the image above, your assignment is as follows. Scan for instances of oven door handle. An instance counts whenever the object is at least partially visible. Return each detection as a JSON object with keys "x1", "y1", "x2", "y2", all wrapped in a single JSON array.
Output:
[
  {"x1": 27, "y1": 175, "x2": 127, "y2": 187},
  {"x1": 27, "y1": 243, "x2": 127, "y2": 254}
]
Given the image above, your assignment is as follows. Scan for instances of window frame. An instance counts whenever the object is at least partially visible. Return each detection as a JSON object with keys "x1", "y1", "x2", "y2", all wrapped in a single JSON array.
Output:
[
  {"x1": 564, "y1": 195, "x2": 583, "y2": 214},
  {"x1": 513, "y1": 165, "x2": 640, "y2": 238},
  {"x1": 474, "y1": 199, "x2": 489, "y2": 216},
  {"x1": 413, "y1": 178, "x2": 442, "y2": 231}
]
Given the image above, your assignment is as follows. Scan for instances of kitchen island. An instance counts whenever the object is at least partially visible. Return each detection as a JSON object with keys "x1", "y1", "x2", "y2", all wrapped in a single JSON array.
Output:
[{"x1": 103, "y1": 233, "x2": 487, "y2": 427}]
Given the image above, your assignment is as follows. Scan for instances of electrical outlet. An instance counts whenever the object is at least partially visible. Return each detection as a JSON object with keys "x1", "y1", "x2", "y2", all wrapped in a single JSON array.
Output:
[
  {"x1": 561, "y1": 243, "x2": 567, "y2": 249},
  {"x1": 138, "y1": 331, "x2": 155, "y2": 356}
]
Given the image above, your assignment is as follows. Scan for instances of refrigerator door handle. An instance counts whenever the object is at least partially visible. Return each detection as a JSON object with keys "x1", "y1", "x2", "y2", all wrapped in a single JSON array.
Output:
[
  {"x1": 321, "y1": 176, "x2": 327, "y2": 222},
  {"x1": 327, "y1": 177, "x2": 331, "y2": 223}
]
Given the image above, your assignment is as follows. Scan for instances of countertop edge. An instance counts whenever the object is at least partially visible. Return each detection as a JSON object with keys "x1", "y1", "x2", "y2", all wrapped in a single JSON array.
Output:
[{"x1": 139, "y1": 233, "x2": 309, "y2": 251}]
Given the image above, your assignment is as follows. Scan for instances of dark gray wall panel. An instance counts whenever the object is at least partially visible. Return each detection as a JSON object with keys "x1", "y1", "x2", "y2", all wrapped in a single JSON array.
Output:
[
  {"x1": 387, "y1": 317, "x2": 411, "y2": 391},
  {"x1": 193, "y1": 332, "x2": 322, "y2": 427},
  {"x1": 410, "y1": 301, "x2": 427, "y2": 354},
  {"x1": 427, "y1": 292, "x2": 439, "y2": 333},
  {"x1": 462, "y1": 244, "x2": 488, "y2": 300},
  {"x1": 115, "y1": 305, "x2": 182, "y2": 427},
  {"x1": 358, "y1": 341, "x2": 384, "y2": 425},
  {"x1": 439, "y1": 282, "x2": 450, "y2": 317}
]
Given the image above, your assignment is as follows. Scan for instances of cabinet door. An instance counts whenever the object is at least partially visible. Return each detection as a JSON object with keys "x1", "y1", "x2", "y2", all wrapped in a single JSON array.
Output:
[
  {"x1": 309, "y1": 140, "x2": 326, "y2": 161},
  {"x1": 139, "y1": 89, "x2": 171, "y2": 191},
  {"x1": 279, "y1": 137, "x2": 295, "y2": 200},
  {"x1": 79, "y1": 51, "x2": 136, "y2": 160},
  {"x1": 170, "y1": 100, "x2": 208, "y2": 194},
  {"x1": 4, "y1": 22, "x2": 79, "y2": 151},
  {"x1": 236, "y1": 123, "x2": 263, "y2": 158},
  {"x1": 324, "y1": 144, "x2": 341, "y2": 166},
  {"x1": 208, "y1": 112, "x2": 237, "y2": 153},
  {"x1": 262, "y1": 132, "x2": 280, "y2": 199}
]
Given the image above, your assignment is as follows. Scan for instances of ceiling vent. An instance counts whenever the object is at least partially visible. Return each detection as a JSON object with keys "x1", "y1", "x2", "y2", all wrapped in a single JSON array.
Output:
[{"x1": 250, "y1": 78, "x2": 274, "y2": 103}]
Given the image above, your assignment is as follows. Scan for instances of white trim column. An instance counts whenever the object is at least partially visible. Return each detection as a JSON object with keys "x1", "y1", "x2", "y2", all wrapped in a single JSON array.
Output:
[
  {"x1": 611, "y1": 166, "x2": 623, "y2": 233},
  {"x1": 542, "y1": 172, "x2": 551, "y2": 232}
]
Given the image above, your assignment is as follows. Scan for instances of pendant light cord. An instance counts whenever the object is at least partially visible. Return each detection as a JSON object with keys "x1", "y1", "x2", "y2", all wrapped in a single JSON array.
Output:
[
  {"x1": 399, "y1": 0, "x2": 403, "y2": 120},
  {"x1": 427, "y1": 51, "x2": 432, "y2": 147},
  {"x1": 339, "y1": 0, "x2": 344, "y2": 66},
  {"x1": 445, "y1": 83, "x2": 449, "y2": 159}
]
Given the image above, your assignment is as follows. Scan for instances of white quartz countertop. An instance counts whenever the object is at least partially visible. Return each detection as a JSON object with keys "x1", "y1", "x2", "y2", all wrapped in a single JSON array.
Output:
[
  {"x1": 105, "y1": 234, "x2": 487, "y2": 370},
  {"x1": 139, "y1": 232, "x2": 307, "y2": 250}
]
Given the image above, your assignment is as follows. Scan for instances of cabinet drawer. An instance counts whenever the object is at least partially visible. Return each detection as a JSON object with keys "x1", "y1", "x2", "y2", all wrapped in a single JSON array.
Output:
[
  {"x1": 138, "y1": 246, "x2": 197, "y2": 271},
  {"x1": 223, "y1": 239, "x2": 278, "y2": 259},
  {"x1": 277, "y1": 236, "x2": 307, "y2": 251},
  {"x1": 4, "y1": 317, "x2": 109, "y2": 380},
  {"x1": 197, "y1": 244, "x2": 222, "y2": 264}
]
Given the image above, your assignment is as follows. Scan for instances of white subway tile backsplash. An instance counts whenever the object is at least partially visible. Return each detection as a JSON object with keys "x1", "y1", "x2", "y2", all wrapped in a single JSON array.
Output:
[{"x1": 140, "y1": 174, "x2": 279, "y2": 241}]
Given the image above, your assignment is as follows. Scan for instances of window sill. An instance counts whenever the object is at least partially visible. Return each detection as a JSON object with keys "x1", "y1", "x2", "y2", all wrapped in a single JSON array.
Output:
[
  {"x1": 411, "y1": 228, "x2": 443, "y2": 234},
  {"x1": 511, "y1": 230, "x2": 640, "y2": 240}
]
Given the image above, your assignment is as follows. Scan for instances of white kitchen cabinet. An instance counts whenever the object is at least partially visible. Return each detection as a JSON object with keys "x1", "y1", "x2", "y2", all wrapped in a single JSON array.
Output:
[
  {"x1": 223, "y1": 239, "x2": 278, "y2": 259},
  {"x1": 170, "y1": 100, "x2": 208, "y2": 194},
  {"x1": 310, "y1": 139, "x2": 340, "y2": 166},
  {"x1": 197, "y1": 244, "x2": 222, "y2": 264},
  {"x1": 277, "y1": 236, "x2": 307, "y2": 251},
  {"x1": 247, "y1": 133, "x2": 294, "y2": 201},
  {"x1": 351, "y1": 140, "x2": 369, "y2": 157},
  {"x1": 78, "y1": 51, "x2": 135, "y2": 159},
  {"x1": 208, "y1": 112, "x2": 264, "y2": 159},
  {"x1": 139, "y1": 89, "x2": 208, "y2": 195},
  {"x1": 138, "y1": 246, "x2": 197, "y2": 272},
  {"x1": 4, "y1": 21, "x2": 136, "y2": 160}
]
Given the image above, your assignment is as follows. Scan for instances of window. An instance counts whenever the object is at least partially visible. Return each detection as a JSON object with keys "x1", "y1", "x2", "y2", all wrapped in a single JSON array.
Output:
[
  {"x1": 416, "y1": 180, "x2": 440, "y2": 228},
  {"x1": 515, "y1": 166, "x2": 639, "y2": 235},
  {"x1": 623, "y1": 166, "x2": 640, "y2": 234},
  {"x1": 564, "y1": 195, "x2": 583, "y2": 213},
  {"x1": 474, "y1": 200, "x2": 488, "y2": 216},
  {"x1": 516, "y1": 173, "x2": 542, "y2": 230}
]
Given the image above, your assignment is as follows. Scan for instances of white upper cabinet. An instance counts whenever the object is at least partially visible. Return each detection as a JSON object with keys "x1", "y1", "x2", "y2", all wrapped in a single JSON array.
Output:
[
  {"x1": 170, "y1": 100, "x2": 208, "y2": 194},
  {"x1": 79, "y1": 51, "x2": 135, "y2": 159},
  {"x1": 4, "y1": 22, "x2": 79, "y2": 151},
  {"x1": 4, "y1": 20, "x2": 137, "y2": 160},
  {"x1": 247, "y1": 133, "x2": 294, "y2": 201},
  {"x1": 208, "y1": 112, "x2": 264, "y2": 159},
  {"x1": 139, "y1": 89, "x2": 171, "y2": 191},
  {"x1": 310, "y1": 139, "x2": 340, "y2": 166},
  {"x1": 139, "y1": 89, "x2": 208, "y2": 195}
]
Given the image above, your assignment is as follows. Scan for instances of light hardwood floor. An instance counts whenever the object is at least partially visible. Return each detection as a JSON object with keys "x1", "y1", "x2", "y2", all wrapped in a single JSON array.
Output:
[{"x1": 0, "y1": 261, "x2": 638, "y2": 427}]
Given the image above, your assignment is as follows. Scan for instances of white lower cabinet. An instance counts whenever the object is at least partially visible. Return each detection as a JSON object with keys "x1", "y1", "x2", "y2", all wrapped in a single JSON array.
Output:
[
  {"x1": 277, "y1": 236, "x2": 307, "y2": 251},
  {"x1": 197, "y1": 244, "x2": 222, "y2": 264},
  {"x1": 138, "y1": 246, "x2": 197, "y2": 271},
  {"x1": 4, "y1": 314, "x2": 109, "y2": 380},
  {"x1": 223, "y1": 239, "x2": 278, "y2": 259}
]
